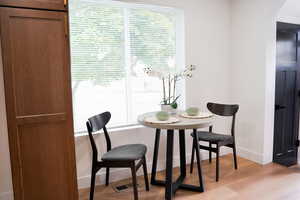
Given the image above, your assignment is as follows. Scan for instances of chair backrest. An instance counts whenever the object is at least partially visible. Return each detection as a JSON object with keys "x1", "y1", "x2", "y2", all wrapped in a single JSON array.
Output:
[
  {"x1": 207, "y1": 102, "x2": 239, "y2": 137},
  {"x1": 86, "y1": 111, "x2": 111, "y2": 162}
]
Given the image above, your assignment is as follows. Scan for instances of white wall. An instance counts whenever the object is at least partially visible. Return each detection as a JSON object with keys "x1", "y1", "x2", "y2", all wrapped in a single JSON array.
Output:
[
  {"x1": 231, "y1": 0, "x2": 286, "y2": 164},
  {"x1": 278, "y1": 0, "x2": 300, "y2": 24},
  {"x1": 76, "y1": 0, "x2": 233, "y2": 189}
]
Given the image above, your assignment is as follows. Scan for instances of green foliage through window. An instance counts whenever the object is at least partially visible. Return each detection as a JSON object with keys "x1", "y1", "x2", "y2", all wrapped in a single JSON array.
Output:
[{"x1": 69, "y1": 0, "x2": 179, "y2": 86}]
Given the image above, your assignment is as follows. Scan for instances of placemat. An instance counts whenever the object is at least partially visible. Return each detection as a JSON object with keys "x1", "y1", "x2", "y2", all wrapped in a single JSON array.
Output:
[
  {"x1": 180, "y1": 112, "x2": 213, "y2": 119},
  {"x1": 144, "y1": 116, "x2": 179, "y2": 124}
]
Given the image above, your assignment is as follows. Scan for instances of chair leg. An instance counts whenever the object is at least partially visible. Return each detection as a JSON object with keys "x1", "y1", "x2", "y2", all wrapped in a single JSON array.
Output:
[
  {"x1": 89, "y1": 169, "x2": 96, "y2": 200},
  {"x1": 190, "y1": 139, "x2": 195, "y2": 174},
  {"x1": 216, "y1": 145, "x2": 219, "y2": 182},
  {"x1": 233, "y1": 143, "x2": 238, "y2": 170},
  {"x1": 131, "y1": 165, "x2": 139, "y2": 200},
  {"x1": 193, "y1": 129, "x2": 204, "y2": 191},
  {"x1": 142, "y1": 156, "x2": 150, "y2": 191},
  {"x1": 105, "y1": 167, "x2": 110, "y2": 186},
  {"x1": 209, "y1": 142, "x2": 212, "y2": 163}
]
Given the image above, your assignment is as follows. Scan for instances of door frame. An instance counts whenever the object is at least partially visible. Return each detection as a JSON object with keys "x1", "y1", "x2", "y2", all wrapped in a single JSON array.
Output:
[{"x1": 273, "y1": 22, "x2": 300, "y2": 166}]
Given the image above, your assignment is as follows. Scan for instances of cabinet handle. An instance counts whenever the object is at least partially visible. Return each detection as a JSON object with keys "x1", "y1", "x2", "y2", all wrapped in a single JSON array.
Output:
[{"x1": 64, "y1": 0, "x2": 67, "y2": 7}]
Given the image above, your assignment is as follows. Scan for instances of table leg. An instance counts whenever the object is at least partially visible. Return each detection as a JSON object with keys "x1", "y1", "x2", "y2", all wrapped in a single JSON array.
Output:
[
  {"x1": 165, "y1": 129, "x2": 174, "y2": 200},
  {"x1": 150, "y1": 128, "x2": 204, "y2": 199},
  {"x1": 193, "y1": 129, "x2": 204, "y2": 191},
  {"x1": 151, "y1": 129, "x2": 161, "y2": 185},
  {"x1": 179, "y1": 129, "x2": 186, "y2": 177}
]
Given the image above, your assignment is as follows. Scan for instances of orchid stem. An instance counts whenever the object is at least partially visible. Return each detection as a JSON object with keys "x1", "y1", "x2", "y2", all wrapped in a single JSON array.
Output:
[
  {"x1": 173, "y1": 76, "x2": 176, "y2": 101},
  {"x1": 168, "y1": 74, "x2": 171, "y2": 104},
  {"x1": 162, "y1": 78, "x2": 166, "y2": 104}
]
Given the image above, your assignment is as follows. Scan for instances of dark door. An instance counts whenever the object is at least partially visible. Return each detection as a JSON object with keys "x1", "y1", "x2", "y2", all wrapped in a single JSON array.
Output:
[
  {"x1": 273, "y1": 22, "x2": 300, "y2": 166},
  {"x1": 0, "y1": 7, "x2": 78, "y2": 200},
  {"x1": 0, "y1": 0, "x2": 67, "y2": 11}
]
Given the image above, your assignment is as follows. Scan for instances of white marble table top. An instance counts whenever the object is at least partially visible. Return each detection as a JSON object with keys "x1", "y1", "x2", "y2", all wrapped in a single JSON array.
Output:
[{"x1": 138, "y1": 111, "x2": 214, "y2": 130}]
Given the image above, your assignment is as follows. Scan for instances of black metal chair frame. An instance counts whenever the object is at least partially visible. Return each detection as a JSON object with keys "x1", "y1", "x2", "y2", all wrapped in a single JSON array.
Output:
[
  {"x1": 86, "y1": 112, "x2": 149, "y2": 200},
  {"x1": 190, "y1": 103, "x2": 239, "y2": 182}
]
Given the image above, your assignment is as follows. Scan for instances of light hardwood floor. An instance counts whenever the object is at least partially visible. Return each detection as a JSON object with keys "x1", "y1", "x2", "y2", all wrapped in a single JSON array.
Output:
[{"x1": 79, "y1": 154, "x2": 300, "y2": 200}]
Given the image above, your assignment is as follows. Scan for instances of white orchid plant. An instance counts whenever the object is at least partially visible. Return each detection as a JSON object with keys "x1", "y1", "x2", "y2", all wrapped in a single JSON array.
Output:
[{"x1": 144, "y1": 65, "x2": 196, "y2": 109}]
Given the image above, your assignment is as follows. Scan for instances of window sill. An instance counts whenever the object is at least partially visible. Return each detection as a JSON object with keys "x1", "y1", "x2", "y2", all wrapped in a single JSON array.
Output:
[{"x1": 74, "y1": 124, "x2": 144, "y2": 138}]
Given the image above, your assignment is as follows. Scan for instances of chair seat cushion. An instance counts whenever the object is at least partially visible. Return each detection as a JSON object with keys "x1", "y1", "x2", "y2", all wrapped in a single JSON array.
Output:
[
  {"x1": 191, "y1": 131, "x2": 233, "y2": 144},
  {"x1": 102, "y1": 144, "x2": 147, "y2": 161}
]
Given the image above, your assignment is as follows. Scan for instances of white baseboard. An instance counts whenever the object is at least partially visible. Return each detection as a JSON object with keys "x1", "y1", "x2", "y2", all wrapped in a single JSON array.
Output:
[
  {"x1": 237, "y1": 146, "x2": 264, "y2": 164},
  {"x1": 0, "y1": 191, "x2": 13, "y2": 200},
  {"x1": 77, "y1": 149, "x2": 231, "y2": 189}
]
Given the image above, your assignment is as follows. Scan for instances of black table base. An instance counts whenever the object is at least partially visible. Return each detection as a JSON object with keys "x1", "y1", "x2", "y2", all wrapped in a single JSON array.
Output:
[{"x1": 151, "y1": 129, "x2": 204, "y2": 200}]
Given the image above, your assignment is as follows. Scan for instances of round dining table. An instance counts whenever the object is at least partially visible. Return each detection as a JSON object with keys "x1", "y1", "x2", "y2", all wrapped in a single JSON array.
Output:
[{"x1": 138, "y1": 111, "x2": 214, "y2": 200}]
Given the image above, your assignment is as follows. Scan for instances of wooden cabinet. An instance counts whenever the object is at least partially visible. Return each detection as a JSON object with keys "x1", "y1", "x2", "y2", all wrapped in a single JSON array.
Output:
[
  {"x1": 0, "y1": 0, "x2": 67, "y2": 11},
  {"x1": 0, "y1": 7, "x2": 78, "y2": 200}
]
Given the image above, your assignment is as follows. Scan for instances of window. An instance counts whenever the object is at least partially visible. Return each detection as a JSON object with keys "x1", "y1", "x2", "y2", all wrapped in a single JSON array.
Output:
[{"x1": 69, "y1": 0, "x2": 185, "y2": 134}]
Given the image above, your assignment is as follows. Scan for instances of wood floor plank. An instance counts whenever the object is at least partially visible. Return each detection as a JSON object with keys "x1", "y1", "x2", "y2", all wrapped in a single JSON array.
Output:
[{"x1": 79, "y1": 154, "x2": 300, "y2": 200}]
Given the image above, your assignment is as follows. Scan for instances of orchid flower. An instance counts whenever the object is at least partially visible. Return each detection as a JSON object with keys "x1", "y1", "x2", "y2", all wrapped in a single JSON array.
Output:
[{"x1": 144, "y1": 65, "x2": 196, "y2": 106}]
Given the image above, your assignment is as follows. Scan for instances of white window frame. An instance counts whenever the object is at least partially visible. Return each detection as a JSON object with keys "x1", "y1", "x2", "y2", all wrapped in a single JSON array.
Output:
[{"x1": 70, "y1": 0, "x2": 186, "y2": 135}]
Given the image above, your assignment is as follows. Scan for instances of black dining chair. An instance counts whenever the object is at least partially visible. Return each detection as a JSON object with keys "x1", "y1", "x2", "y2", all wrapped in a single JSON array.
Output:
[
  {"x1": 86, "y1": 112, "x2": 149, "y2": 200},
  {"x1": 190, "y1": 102, "x2": 239, "y2": 182}
]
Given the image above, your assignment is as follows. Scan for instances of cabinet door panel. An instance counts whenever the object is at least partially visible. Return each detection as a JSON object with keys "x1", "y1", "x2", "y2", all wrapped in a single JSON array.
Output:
[
  {"x1": 0, "y1": 7, "x2": 78, "y2": 200},
  {"x1": 20, "y1": 123, "x2": 71, "y2": 200},
  {"x1": 0, "y1": 0, "x2": 66, "y2": 11},
  {"x1": 9, "y1": 14, "x2": 66, "y2": 116}
]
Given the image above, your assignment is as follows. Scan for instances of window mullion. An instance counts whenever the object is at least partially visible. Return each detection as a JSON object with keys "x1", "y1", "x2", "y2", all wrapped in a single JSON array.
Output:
[{"x1": 123, "y1": 7, "x2": 133, "y2": 124}]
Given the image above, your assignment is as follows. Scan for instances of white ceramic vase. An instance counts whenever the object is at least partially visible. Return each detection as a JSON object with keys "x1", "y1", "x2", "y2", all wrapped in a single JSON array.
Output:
[{"x1": 161, "y1": 104, "x2": 177, "y2": 114}]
